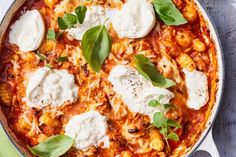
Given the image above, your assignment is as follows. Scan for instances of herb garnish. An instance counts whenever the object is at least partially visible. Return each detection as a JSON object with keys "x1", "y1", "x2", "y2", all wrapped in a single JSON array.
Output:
[
  {"x1": 45, "y1": 64, "x2": 52, "y2": 69},
  {"x1": 152, "y1": 112, "x2": 181, "y2": 151},
  {"x1": 135, "y1": 54, "x2": 176, "y2": 88},
  {"x1": 148, "y1": 95, "x2": 164, "y2": 107},
  {"x1": 28, "y1": 135, "x2": 73, "y2": 157},
  {"x1": 148, "y1": 94, "x2": 181, "y2": 151},
  {"x1": 36, "y1": 51, "x2": 68, "y2": 67},
  {"x1": 164, "y1": 103, "x2": 176, "y2": 110},
  {"x1": 47, "y1": 29, "x2": 63, "y2": 41},
  {"x1": 47, "y1": 29, "x2": 56, "y2": 41},
  {"x1": 58, "y1": 6, "x2": 87, "y2": 30},
  {"x1": 152, "y1": 0, "x2": 187, "y2": 26},
  {"x1": 37, "y1": 51, "x2": 47, "y2": 61},
  {"x1": 81, "y1": 20, "x2": 111, "y2": 72},
  {"x1": 75, "y1": 6, "x2": 87, "y2": 24},
  {"x1": 148, "y1": 99, "x2": 161, "y2": 107},
  {"x1": 58, "y1": 56, "x2": 68, "y2": 62}
]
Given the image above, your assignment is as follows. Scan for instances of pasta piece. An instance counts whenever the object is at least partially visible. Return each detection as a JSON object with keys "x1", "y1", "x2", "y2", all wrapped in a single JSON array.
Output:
[
  {"x1": 121, "y1": 151, "x2": 133, "y2": 157},
  {"x1": 44, "y1": 0, "x2": 58, "y2": 9},
  {"x1": 176, "y1": 31, "x2": 194, "y2": 48},
  {"x1": 39, "y1": 113, "x2": 61, "y2": 128},
  {"x1": 136, "y1": 138, "x2": 152, "y2": 154},
  {"x1": 177, "y1": 53, "x2": 196, "y2": 71},
  {"x1": 193, "y1": 38, "x2": 206, "y2": 52},
  {"x1": 149, "y1": 129, "x2": 164, "y2": 152},
  {"x1": 183, "y1": 6, "x2": 198, "y2": 23},
  {"x1": 0, "y1": 83, "x2": 12, "y2": 106},
  {"x1": 37, "y1": 134, "x2": 48, "y2": 143}
]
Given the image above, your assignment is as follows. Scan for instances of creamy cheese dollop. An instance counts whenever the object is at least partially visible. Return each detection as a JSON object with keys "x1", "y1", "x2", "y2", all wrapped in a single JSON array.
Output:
[
  {"x1": 183, "y1": 69, "x2": 209, "y2": 110},
  {"x1": 65, "y1": 111, "x2": 110, "y2": 151},
  {"x1": 112, "y1": 0, "x2": 156, "y2": 38},
  {"x1": 67, "y1": 6, "x2": 109, "y2": 40},
  {"x1": 108, "y1": 65, "x2": 174, "y2": 119},
  {"x1": 26, "y1": 67, "x2": 78, "y2": 108},
  {"x1": 9, "y1": 10, "x2": 45, "y2": 52}
]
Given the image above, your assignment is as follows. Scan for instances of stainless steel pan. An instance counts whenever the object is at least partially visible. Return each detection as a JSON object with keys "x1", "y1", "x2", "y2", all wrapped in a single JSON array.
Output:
[{"x1": 0, "y1": 0, "x2": 225, "y2": 156}]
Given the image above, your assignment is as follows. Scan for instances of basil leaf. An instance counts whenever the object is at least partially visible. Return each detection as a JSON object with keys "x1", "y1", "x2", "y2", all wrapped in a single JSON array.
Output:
[
  {"x1": 164, "y1": 103, "x2": 176, "y2": 109},
  {"x1": 37, "y1": 51, "x2": 47, "y2": 61},
  {"x1": 160, "y1": 127, "x2": 168, "y2": 135},
  {"x1": 47, "y1": 29, "x2": 56, "y2": 41},
  {"x1": 167, "y1": 132, "x2": 179, "y2": 141},
  {"x1": 75, "y1": 6, "x2": 87, "y2": 24},
  {"x1": 82, "y1": 25, "x2": 111, "y2": 72},
  {"x1": 135, "y1": 54, "x2": 176, "y2": 88},
  {"x1": 28, "y1": 135, "x2": 73, "y2": 157},
  {"x1": 167, "y1": 119, "x2": 181, "y2": 128},
  {"x1": 58, "y1": 17, "x2": 68, "y2": 30},
  {"x1": 58, "y1": 56, "x2": 68, "y2": 62},
  {"x1": 153, "y1": 112, "x2": 167, "y2": 128},
  {"x1": 63, "y1": 14, "x2": 78, "y2": 28},
  {"x1": 46, "y1": 64, "x2": 52, "y2": 69},
  {"x1": 148, "y1": 99, "x2": 161, "y2": 107},
  {"x1": 152, "y1": 0, "x2": 187, "y2": 26}
]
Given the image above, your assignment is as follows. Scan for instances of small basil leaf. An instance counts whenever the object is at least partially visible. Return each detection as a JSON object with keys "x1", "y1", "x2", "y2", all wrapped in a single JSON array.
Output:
[
  {"x1": 47, "y1": 29, "x2": 56, "y2": 41},
  {"x1": 148, "y1": 99, "x2": 161, "y2": 107},
  {"x1": 164, "y1": 103, "x2": 176, "y2": 109},
  {"x1": 58, "y1": 56, "x2": 68, "y2": 62},
  {"x1": 58, "y1": 17, "x2": 68, "y2": 30},
  {"x1": 82, "y1": 25, "x2": 111, "y2": 72},
  {"x1": 167, "y1": 132, "x2": 179, "y2": 141},
  {"x1": 167, "y1": 119, "x2": 181, "y2": 128},
  {"x1": 46, "y1": 64, "x2": 52, "y2": 69},
  {"x1": 28, "y1": 135, "x2": 73, "y2": 157},
  {"x1": 63, "y1": 14, "x2": 78, "y2": 28},
  {"x1": 153, "y1": 112, "x2": 167, "y2": 128},
  {"x1": 152, "y1": 0, "x2": 187, "y2": 26},
  {"x1": 160, "y1": 127, "x2": 168, "y2": 135},
  {"x1": 135, "y1": 54, "x2": 176, "y2": 88},
  {"x1": 75, "y1": 6, "x2": 87, "y2": 24},
  {"x1": 37, "y1": 51, "x2": 47, "y2": 61}
]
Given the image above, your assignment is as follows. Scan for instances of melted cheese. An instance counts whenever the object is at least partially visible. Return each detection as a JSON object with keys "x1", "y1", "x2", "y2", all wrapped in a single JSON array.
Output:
[
  {"x1": 67, "y1": 6, "x2": 109, "y2": 40},
  {"x1": 65, "y1": 111, "x2": 110, "y2": 151},
  {"x1": 112, "y1": 0, "x2": 156, "y2": 38},
  {"x1": 9, "y1": 10, "x2": 45, "y2": 52},
  {"x1": 183, "y1": 69, "x2": 209, "y2": 110},
  {"x1": 108, "y1": 65, "x2": 174, "y2": 119},
  {"x1": 26, "y1": 67, "x2": 78, "y2": 108}
]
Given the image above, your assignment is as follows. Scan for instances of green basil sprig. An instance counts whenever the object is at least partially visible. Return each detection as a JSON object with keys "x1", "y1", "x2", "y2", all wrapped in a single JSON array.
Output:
[
  {"x1": 135, "y1": 54, "x2": 176, "y2": 88},
  {"x1": 82, "y1": 22, "x2": 111, "y2": 72},
  {"x1": 152, "y1": 0, "x2": 187, "y2": 26},
  {"x1": 58, "y1": 6, "x2": 87, "y2": 30},
  {"x1": 28, "y1": 135, "x2": 73, "y2": 157},
  {"x1": 152, "y1": 112, "x2": 181, "y2": 151},
  {"x1": 149, "y1": 93, "x2": 181, "y2": 151}
]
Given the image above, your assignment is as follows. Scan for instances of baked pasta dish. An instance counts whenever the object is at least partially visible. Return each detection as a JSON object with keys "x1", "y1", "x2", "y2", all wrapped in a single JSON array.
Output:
[{"x1": 0, "y1": 0, "x2": 219, "y2": 156}]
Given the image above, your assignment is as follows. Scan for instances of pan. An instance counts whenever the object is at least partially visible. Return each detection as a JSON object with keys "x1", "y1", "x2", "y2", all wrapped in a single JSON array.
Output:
[{"x1": 0, "y1": 0, "x2": 225, "y2": 156}]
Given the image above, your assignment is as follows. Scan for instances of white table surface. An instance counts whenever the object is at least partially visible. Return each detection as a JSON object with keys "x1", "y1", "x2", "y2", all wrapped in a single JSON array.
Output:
[{"x1": 1, "y1": 0, "x2": 236, "y2": 157}]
